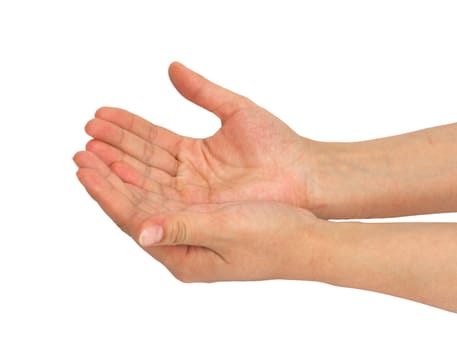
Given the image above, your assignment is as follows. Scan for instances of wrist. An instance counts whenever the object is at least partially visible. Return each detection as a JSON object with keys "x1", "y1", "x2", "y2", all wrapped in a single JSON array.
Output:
[
  {"x1": 287, "y1": 214, "x2": 340, "y2": 283},
  {"x1": 303, "y1": 140, "x2": 362, "y2": 219},
  {"x1": 304, "y1": 140, "x2": 391, "y2": 219},
  {"x1": 309, "y1": 220, "x2": 359, "y2": 286}
]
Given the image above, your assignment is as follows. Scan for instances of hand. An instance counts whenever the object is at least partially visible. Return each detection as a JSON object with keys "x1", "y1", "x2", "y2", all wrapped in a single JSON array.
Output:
[
  {"x1": 73, "y1": 149, "x2": 322, "y2": 282},
  {"x1": 139, "y1": 201, "x2": 323, "y2": 283},
  {"x1": 83, "y1": 62, "x2": 316, "y2": 211},
  {"x1": 74, "y1": 151, "x2": 323, "y2": 282}
]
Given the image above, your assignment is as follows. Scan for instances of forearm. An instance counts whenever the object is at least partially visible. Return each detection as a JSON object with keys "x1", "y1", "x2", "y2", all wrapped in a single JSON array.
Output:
[
  {"x1": 315, "y1": 221, "x2": 457, "y2": 313},
  {"x1": 308, "y1": 123, "x2": 457, "y2": 219}
]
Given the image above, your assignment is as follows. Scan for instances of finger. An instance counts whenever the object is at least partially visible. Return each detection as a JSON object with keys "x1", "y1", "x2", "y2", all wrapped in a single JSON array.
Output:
[
  {"x1": 109, "y1": 160, "x2": 160, "y2": 192},
  {"x1": 110, "y1": 161, "x2": 181, "y2": 201},
  {"x1": 137, "y1": 209, "x2": 221, "y2": 248},
  {"x1": 137, "y1": 209, "x2": 231, "y2": 282},
  {"x1": 168, "y1": 61, "x2": 255, "y2": 123},
  {"x1": 85, "y1": 118, "x2": 179, "y2": 176},
  {"x1": 74, "y1": 150, "x2": 131, "y2": 196},
  {"x1": 94, "y1": 107, "x2": 182, "y2": 156},
  {"x1": 86, "y1": 139, "x2": 173, "y2": 187},
  {"x1": 75, "y1": 151, "x2": 185, "y2": 210},
  {"x1": 73, "y1": 151, "x2": 144, "y2": 233},
  {"x1": 74, "y1": 153, "x2": 200, "y2": 278}
]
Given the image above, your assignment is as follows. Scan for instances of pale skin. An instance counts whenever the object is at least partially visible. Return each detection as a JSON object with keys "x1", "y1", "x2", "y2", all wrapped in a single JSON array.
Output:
[{"x1": 74, "y1": 62, "x2": 457, "y2": 313}]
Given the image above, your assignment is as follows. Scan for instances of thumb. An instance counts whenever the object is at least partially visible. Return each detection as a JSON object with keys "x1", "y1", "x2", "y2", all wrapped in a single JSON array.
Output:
[
  {"x1": 138, "y1": 212, "x2": 216, "y2": 248},
  {"x1": 168, "y1": 61, "x2": 254, "y2": 123}
]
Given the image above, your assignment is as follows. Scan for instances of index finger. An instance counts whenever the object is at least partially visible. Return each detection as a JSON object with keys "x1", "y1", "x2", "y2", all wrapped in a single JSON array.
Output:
[{"x1": 94, "y1": 107, "x2": 182, "y2": 156}]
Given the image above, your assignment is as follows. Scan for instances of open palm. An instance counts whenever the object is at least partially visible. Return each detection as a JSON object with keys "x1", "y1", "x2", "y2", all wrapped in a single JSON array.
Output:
[
  {"x1": 74, "y1": 62, "x2": 319, "y2": 271},
  {"x1": 74, "y1": 143, "x2": 317, "y2": 281},
  {"x1": 81, "y1": 62, "x2": 313, "y2": 214}
]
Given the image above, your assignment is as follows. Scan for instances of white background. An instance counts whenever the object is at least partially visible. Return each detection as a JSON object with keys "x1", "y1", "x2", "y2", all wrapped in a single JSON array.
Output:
[{"x1": 1, "y1": 0, "x2": 456, "y2": 349}]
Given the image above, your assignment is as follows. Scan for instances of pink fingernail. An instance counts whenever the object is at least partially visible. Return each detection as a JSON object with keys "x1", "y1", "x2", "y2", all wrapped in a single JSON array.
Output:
[{"x1": 139, "y1": 225, "x2": 163, "y2": 246}]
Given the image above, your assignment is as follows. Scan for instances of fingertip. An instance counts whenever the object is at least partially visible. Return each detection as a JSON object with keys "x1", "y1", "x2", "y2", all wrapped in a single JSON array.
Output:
[
  {"x1": 168, "y1": 61, "x2": 198, "y2": 86},
  {"x1": 75, "y1": 167, "x2": 92, "y2": 184},
  {"x1": 74, "y1": 167, "x2": 113, "y2": 206},
  {"x1": 168, "y1": 60, "x2": 184, "y2": 72},
  {"x1": 72, "y1": 150, "x2": 104, "y2": 170},
  {"x1": 139, "y1": 225, "x2": 164, "y2": 247},
  {"x1": 110, "y1": 161, "x2": 139, "y2": 186},
  {"x1": 138, "y1": 216, "x2": 167, "y2": 243},
  {"x1": 73, "y1": 150, "x2": 85, "y2": 165},
  {"x1": 85, "y1": 139, "x2": 107, "y2": 154},
  {"x1": 168, "y1": 60, "x2": 180, "y2": 69},
  {"x1": 168, "y1": 61, "x2": 185, "y2": 82},
  {"x1": 84, "y1": 118, "x2": 110, "y2": 138},
  {"x1": 84, "y1": 118, "x2": 97, "y2": 136},
  {"x1": 85, "y1": 139, "x2": 96, "y2": 151},
  {"x1": 95, "y1": 106, "x2": 117, "y2": 119},
  {"x1": 75, "y1": 166, "x2": 84, "y2": 178}
]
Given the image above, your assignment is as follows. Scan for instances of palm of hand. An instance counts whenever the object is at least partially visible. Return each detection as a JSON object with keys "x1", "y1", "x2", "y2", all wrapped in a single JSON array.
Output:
[
  {"x1": 176, "y1": 107, "x2": 308, "y2": 206},
  {"x1": 75, "y1": 62, "x2": 310, "y2": 237},
  {"x1": 74, "y1": 143, "x2": 315, "y2": 281}
]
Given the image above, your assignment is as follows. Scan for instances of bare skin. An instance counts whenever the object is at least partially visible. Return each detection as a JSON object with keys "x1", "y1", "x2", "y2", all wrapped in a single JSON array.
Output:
[
  {"x1": 312, "y1": 125, "x2": 457, "y2": 218},
  {"x1": 73, "y1": 150, "x2": 322, "y2": 283},
  {"x1": 73, "y1": 150, "x2": 457, "y2": 312},
  {"x1": 83, "y1": 62, "x2": 314, "y2": 212},
  {"x1": 142, "y1": 208, "x2": 457, "y2": 313},
  {"x1": 82, "y1": 62, "x2": 457, "y2": 219},
  {"x1": 74, "y1": 62, "x2": 457, "y2": 313}
]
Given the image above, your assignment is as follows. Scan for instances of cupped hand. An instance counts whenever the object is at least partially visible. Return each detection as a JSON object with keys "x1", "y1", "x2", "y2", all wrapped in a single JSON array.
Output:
[
  {"x1": 75, "y1": 62, "x2": 328, "y2": 281},
  {"x1": 83, "y1": 62, "x2": 317, "y2": 210},
  {"x1": 138, "y1": 200, "x2": 323, "y2": 283},
  {"x1": 73, "y1": 149, "x2": 322, "y2": 282}
]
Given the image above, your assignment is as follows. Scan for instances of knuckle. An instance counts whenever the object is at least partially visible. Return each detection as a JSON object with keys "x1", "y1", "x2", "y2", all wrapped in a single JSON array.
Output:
[
  {"x1": 170, "y1": 220, "x2": 191, "y2": 245},
  {"x1": 142, "y1": 143, "x2": 155, "y2": 164},
  {"x1": 147, "y1": 124, "x2": 159, "y2": 142},
  {"x1": 238, "y1": 94, "x2": 252, "y2": 106}
]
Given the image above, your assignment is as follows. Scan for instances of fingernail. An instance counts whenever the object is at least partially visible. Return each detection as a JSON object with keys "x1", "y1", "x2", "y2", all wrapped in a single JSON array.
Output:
[{"x1": 139, "y1": 225, "x2": 163, "y2": 246}]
